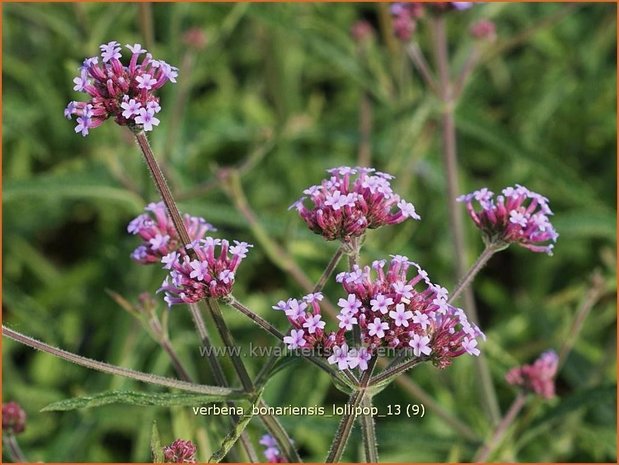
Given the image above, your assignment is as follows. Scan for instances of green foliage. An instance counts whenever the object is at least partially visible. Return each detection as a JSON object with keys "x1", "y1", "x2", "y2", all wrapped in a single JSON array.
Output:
[{"x1": 3, "y1": 2, "x2": 616, "y2": 462}]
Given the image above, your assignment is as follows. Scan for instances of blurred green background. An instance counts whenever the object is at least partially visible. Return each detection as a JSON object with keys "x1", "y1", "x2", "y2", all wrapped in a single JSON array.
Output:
[{"x1": 3, "y1": 2, "x2": 616, "y2": 462}]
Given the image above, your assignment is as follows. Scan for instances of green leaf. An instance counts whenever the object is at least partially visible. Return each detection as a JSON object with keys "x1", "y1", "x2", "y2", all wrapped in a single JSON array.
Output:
[
  {"x1": 208, "y1": 390, "x2": 264, "y2": 463},
  {"x1": 151, "y1": 421, "x2": 164, "y2": 463},
  {"x1": 42, "y1": 390, "x2": 247, "y2": 412}
]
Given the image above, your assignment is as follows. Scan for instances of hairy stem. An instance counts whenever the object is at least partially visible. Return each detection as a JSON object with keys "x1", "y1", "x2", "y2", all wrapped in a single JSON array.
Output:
[
  {"x1": 370, "y1": 356, "x2": 425, "y2": 388},
  {"x1": 431, "y1": 15, "x2": 501, "y2": 425},
  {"x1": 325, "y1": 358, "x2": 377, "y2": 463},
  {"x1": 448, "y1": 244, "x2": 500, "y2": 305},
  {"x1": 473, "y1": 392, "x2": 527, "y2": 462},
  {"x1": 225, "y1": 296, "x2": 286, "y2": 341},
  {"x1": 159, "y1": 337, "x2": 192, "y2": 382},
  {"x1": 2, "y1": 326, "x2": 239, "y2": 396},
  {"x1": 406, "y1": 42, "x2": 439, "y2": 94},
  {"x1": 360, "y1": 396, "x2": 378, "y2": 462}
]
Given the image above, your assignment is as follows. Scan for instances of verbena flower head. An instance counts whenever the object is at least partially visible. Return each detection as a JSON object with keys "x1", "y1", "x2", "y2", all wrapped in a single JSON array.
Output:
[
  {"x1": 259, "y1": 434, "x2": 285, "y2": 463},
  {"x1": 128, "y1": 202, "x2": 215, "y2": 264},
  {"x1": 470, "y1": 19, "x2": 497, "y2": 41},
  {"x1": 65, "y1": 42, "x2": 178, "y2": 136},
  {"x1": 457, "y1": 185, "x2": 558, "y2": 255},
  {"x1": 291, "y1": 167, "x2": 420, "y2": 242},
  {"x1": 275, "y1": 256, "x2": 484, "y2": 371},
  {"x1": 505, "y1": 350, "x2": 559, "y2": 399},
  {"x1": 390, "y1": 3, "x2": 424, "y2": 40},
  {"x1": 2, "y1": 401, "x2": 26, "y2": 434},
  {"x1": 159, "y1": 238, "x2": 252, "y2": 306},
  {"x1": 163, "y1": 439, "x2": 197, "y2": 463}
]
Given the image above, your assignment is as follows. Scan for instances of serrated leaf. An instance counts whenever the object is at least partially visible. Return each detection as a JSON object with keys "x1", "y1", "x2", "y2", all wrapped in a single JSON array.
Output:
[
  {"x1": 42, "y1": 390, "x2": 247, "y2": 412},
  {"x1": 151, "y1": 421, "x2": 164, "y2": 463}
]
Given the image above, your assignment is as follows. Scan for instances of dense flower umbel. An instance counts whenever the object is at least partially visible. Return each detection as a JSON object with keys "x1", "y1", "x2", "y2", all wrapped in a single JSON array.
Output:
[
  {"x1": 275, "y1": 256, "x2": 484, "y2": 371},
  {"x1": 390, "y1": 2, "x2": 472, "y2": 39},
  {"x1": 128, "y1": 202, "x2": 215, "y2": 264},
  {"x1": 65, "y1": 42, "x2": 178, "y2": 136},
  {"x1": 259, "y1": 434, "x2": 285, "y2": 463},
  {"x1": 2, "y1": 402, "x2": 26, "y2": 434},
  {"x1": 163, "y1": 439, "x2": 197, "y2": 463},
  {"x1": 457, "y1": 185, "x2": 558, "y2": 255},
  {"x1": 291, "y1": 167, "x2": 420, "y2": 242},
  {"x1": 159, "y1": 238, "x2": 252, "y2": 306},
  {"x1": 505, "y1": 350, "x2": 559, "y2": 399}
]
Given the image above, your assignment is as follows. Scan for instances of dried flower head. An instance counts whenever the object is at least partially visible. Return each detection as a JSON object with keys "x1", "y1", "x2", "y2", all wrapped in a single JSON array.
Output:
[
  {"x1": 163, "y1": 439, "x2": 197, "y2": 463},
  {"x1": 275, "y1": 256, "x2": 484, "y2": 371},
  {"x1": 505, "y1": 350, "x2": 559, "y2": 399},
  {"x1": 159, "y1": 238, "x2": 252, "y2": 306},
  {"x1": 128, "y1": 202, "x2": 215, "y2": 264},
  {"x1": 291, "y1": 167, "x2": 420, "y2": 242},
  {"x1": 65, "y1": 42, "x2": 178, "y2": 136},
  {"x1": 2, "y1": 401, "x2": 26, "y2": 434},
  {"x1": 259, "y1": 434, "x2": 285, "y2": 463},
  {"x1": 457, "y1": 185, "x2": 558, "y2": 255}
]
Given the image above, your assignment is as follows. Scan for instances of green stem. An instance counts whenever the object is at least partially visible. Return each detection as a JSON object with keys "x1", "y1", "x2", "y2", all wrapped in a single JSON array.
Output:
[
  {"x1": 448, "y1": 244, "x2": 500, "y2": 305},
  {"x1": 206, "y1": 299, "x2": 255, "y2": 393},
  {"x1": 360, "y1": 396, "x2": 378, "y2": 462},
  {"x1": 4, "y1": 434, "x2": 28, "y2": 463},
  {"x1": 473, "y1": 392, "x2": 527, "y2": 462},
  {"x1": 325, "y1": 357, "x2": 377, "y2": 463},
  {"x1": 314, "y1": 245, "x2": 346, "y2": 293},
  {"x1": 159, "y1": 337, "x2": 192, "y2": 383},
  {"x1": 225, "y1": 296, "x2": 285, "y2": 341},
  {"x1": 430, "y1": 15, "x2": 501, "y2": 425},
  {"x1": 2, "y1": 326, "x2": 240, "y2": 397},
  {"x1": 370, "y1": 356, "x2": 425, "y2": 388}
]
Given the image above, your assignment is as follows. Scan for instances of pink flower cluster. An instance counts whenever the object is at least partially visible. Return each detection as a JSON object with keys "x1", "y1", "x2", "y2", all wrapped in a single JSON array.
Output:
[
  {"x1": 163, "y1": 438, "x2": 197, "y2": 463},
  {"x1": 290, "y1": 167, "x2": 420, "y2": 242},
  {"x1": 259, "y1": 434, "x2": 285, "y2": 463},
  {"x1": 505, "y1": 350, "x2": 559, "y2": 399},
  {"x1": 2, "y1": 401, "x2": 26, "y2": 435},
  {"x1": 275, "y1": 256, "x2": 484, "y2": 371},
  {"x1": 128, "y1": 202, "x2": 215, "y2": 264},
  {"x1": 457, "y1": 185, "x2": 558, "y2": 255},
  {"x1": 65, "y1": 41, "x2": 178, "y2": 136},
  {"x1": 390, "y1": 3, "x2": 472, "y2": 40},
  {"x1": 159, "y1": 238, "x2": 252, "y2": 306}
]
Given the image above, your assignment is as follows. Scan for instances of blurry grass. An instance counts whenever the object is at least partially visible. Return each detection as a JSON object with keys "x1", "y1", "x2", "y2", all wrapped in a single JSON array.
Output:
[{"x1": 2, "y1": 2, "x2": 616, "y2": 462}]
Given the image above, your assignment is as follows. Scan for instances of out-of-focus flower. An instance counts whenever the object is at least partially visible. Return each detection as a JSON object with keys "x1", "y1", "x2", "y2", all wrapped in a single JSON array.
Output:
[
  {"x1": 457, "y1": 185, "x2": 558, "y2": 255},
  {"x1": 505, "y1": 350, "x2": 559, "y2": 399},
  {"x1": 66, "y1": 42, "x2": 178, "y2": 135},
  {"x1": 351, "y1": 20, "x2": 375, "y2": 44},
  {"x1": 291, "y1": 167, "x2": 420, "y2": 242},
  {"x1": 274, "y1": 256, "x2": 484, "y2": 371},
  {"x1": 259, "y1": 434, "x2": 285, "y2": 463},
  {"x1": 2, "y1": 402, "x2": 26, "y2": 434},
  {"x1": 390, "y1": 3, "x2": 424, "y2": 41},
  {"x1": 128, "y1": 202, "x2": 215, "y2": 264},
  {"x1": 470, "y1": 19, "x2": 497, "y2": 41},
  {"x1": 183, "y1": 28, "x2": 207, "y2": 50},
  {"x1": 159, "y1": 238, "x2": 252, "y2": 306},
  {"x1": 163, "y1": 439, "x2": 197, "y2": 463}
]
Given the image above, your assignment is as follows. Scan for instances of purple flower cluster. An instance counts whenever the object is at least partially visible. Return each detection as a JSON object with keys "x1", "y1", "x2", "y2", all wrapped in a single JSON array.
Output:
[
  {"x1": 163, "y1": 438, "x2": 197, "y2": 463},
  {"x1": 159, "y1": 238, "x2": 252, "y2": 306},
  {"x1": 65, "y1": 41, "x2": 178, "y2": 136},
  {"x1": 505, "y1": 350, "x2": 559, "y2": 399},
  {"x1": 457, "y1": 185, "x2": 558, "y2": 255},
  {"x1": 259, "y1": 434, "x2": 285, "y2": 463},
  {"x1": 290, "y1": 167, "x2": 420, "y2": 242},
  {"x1": 275, "y1": 256, "x2": 484, "y2": 371},
  {"x1": 390, "y1": 2, "x2": 472, "y2": 40},
  {"x1": 128, "y1": 202, "x2": 215, "y2": 264},
  {"x1": 2, "y1": 401, "x2": 26, "y2": 435}
]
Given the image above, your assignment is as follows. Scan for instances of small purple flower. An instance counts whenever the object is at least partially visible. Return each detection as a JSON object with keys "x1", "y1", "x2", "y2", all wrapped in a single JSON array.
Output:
[
  {"x1": 135, "y1": 107, "x2": 160, "y2": 131},
  {"x1": 259, "y1": 434, "x2": 284, "y2": 463},
  {"x1": 409, "y1": 334, "x2": 431, "y2": 357},
  {"x1": 389, "y1": 303, "x2": 413, "y2": 327},
  {"x1": 66, "y1": 41, "x2": 178, "y2": 135},
  {"x1": 284, "y1": 329, "x2": 307, "y2": 350},
  {"x1": 121, "y1": 98, "x2": 142, "y2": 118},
  {"x1": 293, "y1": 166, "x2": 420, "y2": 242},
  {"x1": 163, "y1": 438, "x2": 197, "y2": 463},
  {"x1": 160, "y1": 237, "x2": 252, "y2": 305},
  {"x1": 2, "y1": 402, "x2": 26, "y2": 435},
  {"x1": 338, "y1": 294, "x2": 362, "y2": 315},
  {"x1": 370, "y1": 293, "x2": 394, "y2": 314},
  {"x1": 128, "y1": 202, "x2": 215, "y2": 265},
  {"x1": 303, "y1": 314, "x2": 326, "y2": 334},
  {"x1": 74, "y1": 115, "x2": 91, "y2": 136},
  {"x1": 328, "y1": 343, "x2": 351, "y2": 370},
  {"x1": 367, "y1": 317, "x2": 389, "y2": 339},
  {"x1": 337, "y1": 312, "x2": 358, "y2": 331},
  {"x1": 505, "y1": 350, "x2": 559, "y2": 399},
  {"x1": 347, "y1": 346, "x2": 372, "y2": 371},
  {"x1": 457, "y1": 185, "x2": 558, "y2": 255}
]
